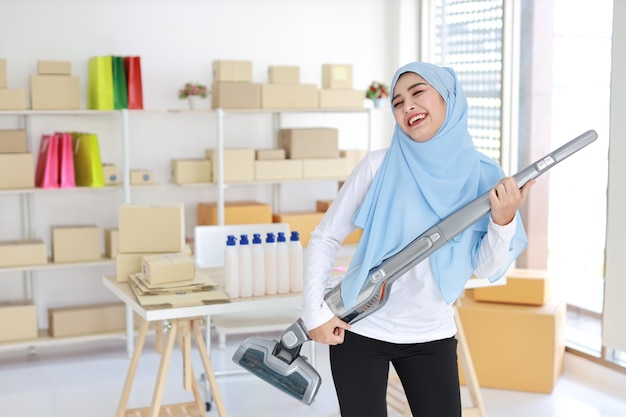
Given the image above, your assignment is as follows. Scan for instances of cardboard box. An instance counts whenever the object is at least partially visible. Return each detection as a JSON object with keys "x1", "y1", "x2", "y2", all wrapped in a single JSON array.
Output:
[
  {"x1": 0, "y1": 58, "x2": 6, "y2": 88},
  {"x1": 322, "y1": 64, "x2": 353, "y2": 89},
  {"x1": 0, "y1": 129, "x2": 28, "y2": 153},
  {"x1": 456, "y1": 295, "x2": 566, "y2": 393},
  {"x1": 171, "y1": 158, "x2": 212, "y2": 184},
  {"x1": 30, "y1": 75, "x2": 80, "y2": 110},
  {"x1": 48, "y1": 302, "x2": 133, "y2": 337},
  {"x1": 319, "y1": 89, "x2": 364, "y2": 108},
  {"x1": 473, "y1": 268, "x2": 551, "y2": 306},
  {"x1": 104, "y1": 228, "x2": 118, "y2": 259},
  {"x1": 261, "y1": 84, "x2": 318, "y2": 109},
  {"x1": 255, "y1": 148, "x2": 285, "y2": 160},
  {"x1": 279, "y1": 128, "x2": 339, "y2": 159},
  {"x1": 102, "y1": 163, "x2": 120, "y2": 185},
  {"x1": 213, "y1": 60, "x2": 253, "y2": 82},
  {"x1": 0, "y1": 239, "x2": 47, "y2": 268},
  {"x1": 0, "y1": 153, "x2": 35, "y2": 189},
  {"x1": 268, "y1": 66, "x2": 300, "y2": 84},
  {"x1": 0, "y1": 301, "x2": 37, "y2": 342},
  {"x1": 142, "y1": 252, "x2": 195, "y2": 284},
  {"x1": 118, "y1": 203, "x2": 185, "y2": 254},
  {"x1": 212, "y1": 82, "x2": 261, "y2": 109},
  {"x1": 52, "y1": 225, "x2": 101, "y2": 263},
  {"x1": 130, "y1": 169, "x2": 154, "y2": 185},
  {"x1": 37, "y1": 60, "x2": 72, "y2": 75},
  {"x1": 303, "y1": 158, "x2": 349, "y2": 179},
  {"x1": 205, "y1": 148, "x2": 255, "y2": 182},
  {"x1": 0, "y1": 88, "x2": 26, "y2": 110},
  {"x1": 197, "y1": 200, "x2": 273, "y2": 226},
  {"x1": 116, "y1": 252, "x2": 153, "y2": 282},
  {"x1": 272, "y1": 212, "x2": 325, "y2": 247},
  {"x1": 255, "y1": 159, "x2": 302, "y2": 181}
]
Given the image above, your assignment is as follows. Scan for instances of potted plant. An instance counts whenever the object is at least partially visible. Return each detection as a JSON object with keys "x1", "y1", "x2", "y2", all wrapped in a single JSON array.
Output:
[
  {"x1": 179, "y1": 82, "x2": 208, "y2": 109},
  {"x1": 366, "y1": 81, "x2": 389, "y2": 108}
]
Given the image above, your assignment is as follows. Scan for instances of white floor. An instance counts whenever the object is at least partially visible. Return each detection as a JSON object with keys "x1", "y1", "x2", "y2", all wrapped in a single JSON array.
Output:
[{"x1": 1, "y1": 330, "x2": 625, "y2": 417}]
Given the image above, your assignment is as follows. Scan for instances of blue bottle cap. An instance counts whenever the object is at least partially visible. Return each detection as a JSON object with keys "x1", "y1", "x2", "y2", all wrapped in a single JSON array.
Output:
[
  {"x1": 277, "y1": 232, "x2": 286, "y2": 243},
  {"x1": 240, "y1": 234, "x2": 249, "y2": 245},
  {"x1": 266, "y1": 232, "x2": 275, "y2": 243},
  {"x1": 290, "y1": 231, "x2": 300, "y2": 242},
  {"x1": 226, "y1": 235, "x2": 237, "y2": 246},
  {"x1": 252, "y1": 233, "x2": 262, "y2": 244}
]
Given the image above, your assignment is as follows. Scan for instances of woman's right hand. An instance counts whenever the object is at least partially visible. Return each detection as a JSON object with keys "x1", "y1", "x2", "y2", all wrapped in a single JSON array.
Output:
[{"x1": 308, "y1": 316, "x2": 351, "y2": 345}]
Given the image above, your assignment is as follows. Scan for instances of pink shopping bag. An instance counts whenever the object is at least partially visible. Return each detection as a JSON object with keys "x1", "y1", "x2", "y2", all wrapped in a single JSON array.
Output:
[
  {"x1": 35, "y1": 134, "x2": 59, "y2": 188},
  {"x1": 57, "y1": 132, "x2": 76, "y2": 188}
]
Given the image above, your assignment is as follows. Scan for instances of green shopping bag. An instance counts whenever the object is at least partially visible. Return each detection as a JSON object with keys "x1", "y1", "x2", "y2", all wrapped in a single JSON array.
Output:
[
  {"x1": 112, "y1": 56, "x2": 128, "y2": 109},
  {"x1": 72, "y1": 132, "x2": 105, "y2": 187},
  {"x1": 88, "y1": 56, "x2": 114, "y2": 110}
]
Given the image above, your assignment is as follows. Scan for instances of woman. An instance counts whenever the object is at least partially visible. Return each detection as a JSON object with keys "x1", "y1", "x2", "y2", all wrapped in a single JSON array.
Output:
[{"x1": 302, "y1": 61, "x2": 535, "y2": 416}]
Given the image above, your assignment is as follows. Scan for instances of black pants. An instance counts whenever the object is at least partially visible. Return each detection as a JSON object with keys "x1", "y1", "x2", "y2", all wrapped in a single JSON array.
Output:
[{"x1": 330, "y1": 331, "x2": 461, "y2": 417}]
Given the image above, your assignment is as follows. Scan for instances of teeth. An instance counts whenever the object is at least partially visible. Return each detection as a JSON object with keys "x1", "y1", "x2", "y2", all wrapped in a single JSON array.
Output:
[{"x1": 409, "y1": 114, "x2": 425, "y2": 125}]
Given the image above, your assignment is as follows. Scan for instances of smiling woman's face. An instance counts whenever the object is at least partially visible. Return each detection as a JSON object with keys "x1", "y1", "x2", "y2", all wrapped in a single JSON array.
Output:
[{"x1": 391, "y1": 72, "x2": 447, "y2": 143}]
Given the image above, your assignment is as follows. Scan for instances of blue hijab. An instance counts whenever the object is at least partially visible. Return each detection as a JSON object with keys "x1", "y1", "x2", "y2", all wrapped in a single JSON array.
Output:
[{"x1": 340, "y1": 61, "x2": 527, "y2": 309}]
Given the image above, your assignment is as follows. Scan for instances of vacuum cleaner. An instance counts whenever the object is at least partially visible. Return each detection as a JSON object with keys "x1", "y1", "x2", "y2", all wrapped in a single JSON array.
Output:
[{"x1": 232, "y1": 130, "x2": 598, "y2": 405}]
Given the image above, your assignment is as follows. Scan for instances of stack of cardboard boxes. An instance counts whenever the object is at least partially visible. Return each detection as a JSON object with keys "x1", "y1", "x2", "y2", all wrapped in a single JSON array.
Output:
[
  {"x1": 457, "y1": 268, "x2": 566, "y2": 393},
  {"x1": 30, "y1": 60, "x2": 80, "y2": 110}
]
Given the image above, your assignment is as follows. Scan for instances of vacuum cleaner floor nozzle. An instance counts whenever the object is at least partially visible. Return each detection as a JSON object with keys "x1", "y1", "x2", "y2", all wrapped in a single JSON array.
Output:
[{"x1": 233, "y1": 337, "x2": 321, "y2": 405}]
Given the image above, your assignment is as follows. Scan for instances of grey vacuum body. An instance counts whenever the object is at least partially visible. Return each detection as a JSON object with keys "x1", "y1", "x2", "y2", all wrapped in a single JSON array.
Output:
[{"x1": 232, "y1": 130, "x2": 598, "y2": 405}]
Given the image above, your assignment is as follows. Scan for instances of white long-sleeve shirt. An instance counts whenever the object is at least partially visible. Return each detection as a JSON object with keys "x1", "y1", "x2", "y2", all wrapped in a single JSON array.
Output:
[{"x1": 302, "y1": 149, "x2": 517, "y2": 344}]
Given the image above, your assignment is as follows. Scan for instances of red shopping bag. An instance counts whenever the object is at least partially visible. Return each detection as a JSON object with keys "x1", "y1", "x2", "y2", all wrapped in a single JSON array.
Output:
[
  {"x1": 57, "y1": 132, "x2": 76, "y2": 188},
  {"x1": 35, "y1": 134, "x2": 60, "y2": 188},
  {"x1": 123, "y1": 56, "x2": 143, "y2": 109}
]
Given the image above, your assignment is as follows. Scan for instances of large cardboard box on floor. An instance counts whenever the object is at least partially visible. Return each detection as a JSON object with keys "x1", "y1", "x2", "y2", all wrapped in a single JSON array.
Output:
[
  {"x1": 205, "y1": 148, "x2": 255, "y2": 182},
  {"x1": 0, "y1": 153, "x2": 34, "y2": 189},
  {"x1": 473, "y1": 268, "x2": 551, "y2": 306},
  {"x1": 0, "y1": 301, "x2": 38, "y2": 342},
  {"x1": 278, "y1": 128, "x2": 339, "y2": 159},
  {"x1": 261, "y1": 84, "x2": 318, "y2": 109},
  {"x1": 198, "y1": 200, "x2": 273, "y2": 225},
  {"x1": 48, "y1": 302, "x2": 138, "y2": 337},
  {"x1": 272, "y1": 211, "x2": 324, "y2": 247},
  {"x1": 456, "y1": 295, "x2": 566, "y2": 393},
  {"x1": 0, "y1": 129, "x2": 28, "y2": 153},
  {"x1": 118, "y1": 203, "x2": 185, "y2": 254},
  {"x1": 211, "y1": 82, "x2": 261, "y2": 109},
  {"x1": 212, "y1": 60, "x2": 253, "y2": 82},
  {"x1": 0, "y1": 239, "x2": 47, "y2": 268},
  {"x1": 30, "y1": 75, "x2": 80, "y2": 110},
  {"x1": 51, "y1": 225, "x2": 101, "y2": 263}
]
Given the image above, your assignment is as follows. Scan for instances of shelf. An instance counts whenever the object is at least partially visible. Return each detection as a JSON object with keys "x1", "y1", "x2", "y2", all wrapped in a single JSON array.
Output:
[
  {"x1": 0, "y1": 258, "x2": 115, "y2": 274},
  {"x1": 167, "y1": 107, "x2": 371, "y2": 114},
  {"x1": 0, "y1": 109, "x2": 120, "y2": 116},
  {"x1": 0, "y1": 329, "x2": 127, "y2": 353},
  {"x1": 0, "y1": 185, "x2": 123, "y2": 196}
]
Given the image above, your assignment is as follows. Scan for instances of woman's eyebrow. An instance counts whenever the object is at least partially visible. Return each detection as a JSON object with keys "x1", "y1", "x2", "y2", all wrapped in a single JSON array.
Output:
[{"x1": 392, "y1": 82, "x2": 427, "y2": 101}]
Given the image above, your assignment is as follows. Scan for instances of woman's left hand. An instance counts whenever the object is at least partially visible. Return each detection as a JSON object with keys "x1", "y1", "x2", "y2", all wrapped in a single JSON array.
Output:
[{"x1": 489, "y1": 177, "x2": 536, "y2": 226}]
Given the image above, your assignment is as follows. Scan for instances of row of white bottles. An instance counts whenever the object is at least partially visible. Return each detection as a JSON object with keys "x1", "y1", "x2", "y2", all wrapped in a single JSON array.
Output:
[{"x1": 223, "y1": 231, "x2": 303, "y2": 298}]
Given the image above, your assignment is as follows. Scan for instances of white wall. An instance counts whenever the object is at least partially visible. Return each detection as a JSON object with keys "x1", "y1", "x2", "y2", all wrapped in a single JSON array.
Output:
[{"x1": 0, "y1": 0, "x2": 410, "y2": 327}]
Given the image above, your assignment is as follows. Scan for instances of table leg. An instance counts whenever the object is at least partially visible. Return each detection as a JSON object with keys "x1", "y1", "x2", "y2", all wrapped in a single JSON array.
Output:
[
  {"x1": 192, "y1": 319, "x2": 228, "y2": 417},
  {"x1": 148, "y1": 319, "x2": 179, "y2": 417},
  {"x1": 116, "y1": 318, "x2": 150, "y2": 417}
]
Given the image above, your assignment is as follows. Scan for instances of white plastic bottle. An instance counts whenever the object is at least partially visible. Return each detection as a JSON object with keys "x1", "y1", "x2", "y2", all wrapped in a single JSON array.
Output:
[
  {"x1": 276, "y1": 232, "x2": 290, "y2": 294},
  {"x1": 251, "y1": 233, "x2": 266, "y2": 296},
  {"x1": 264, "y1": 232, "x2": 278, "y2": 295},
  {"x1": 238, "y1": 234, "x2": 253, "y2": 297},
  {"x1": 288, "y1": 230, "x2": 304, "y2": 292},
  {"x1": 224, "y1": 235, "x2": 239, "y2": 298}
]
